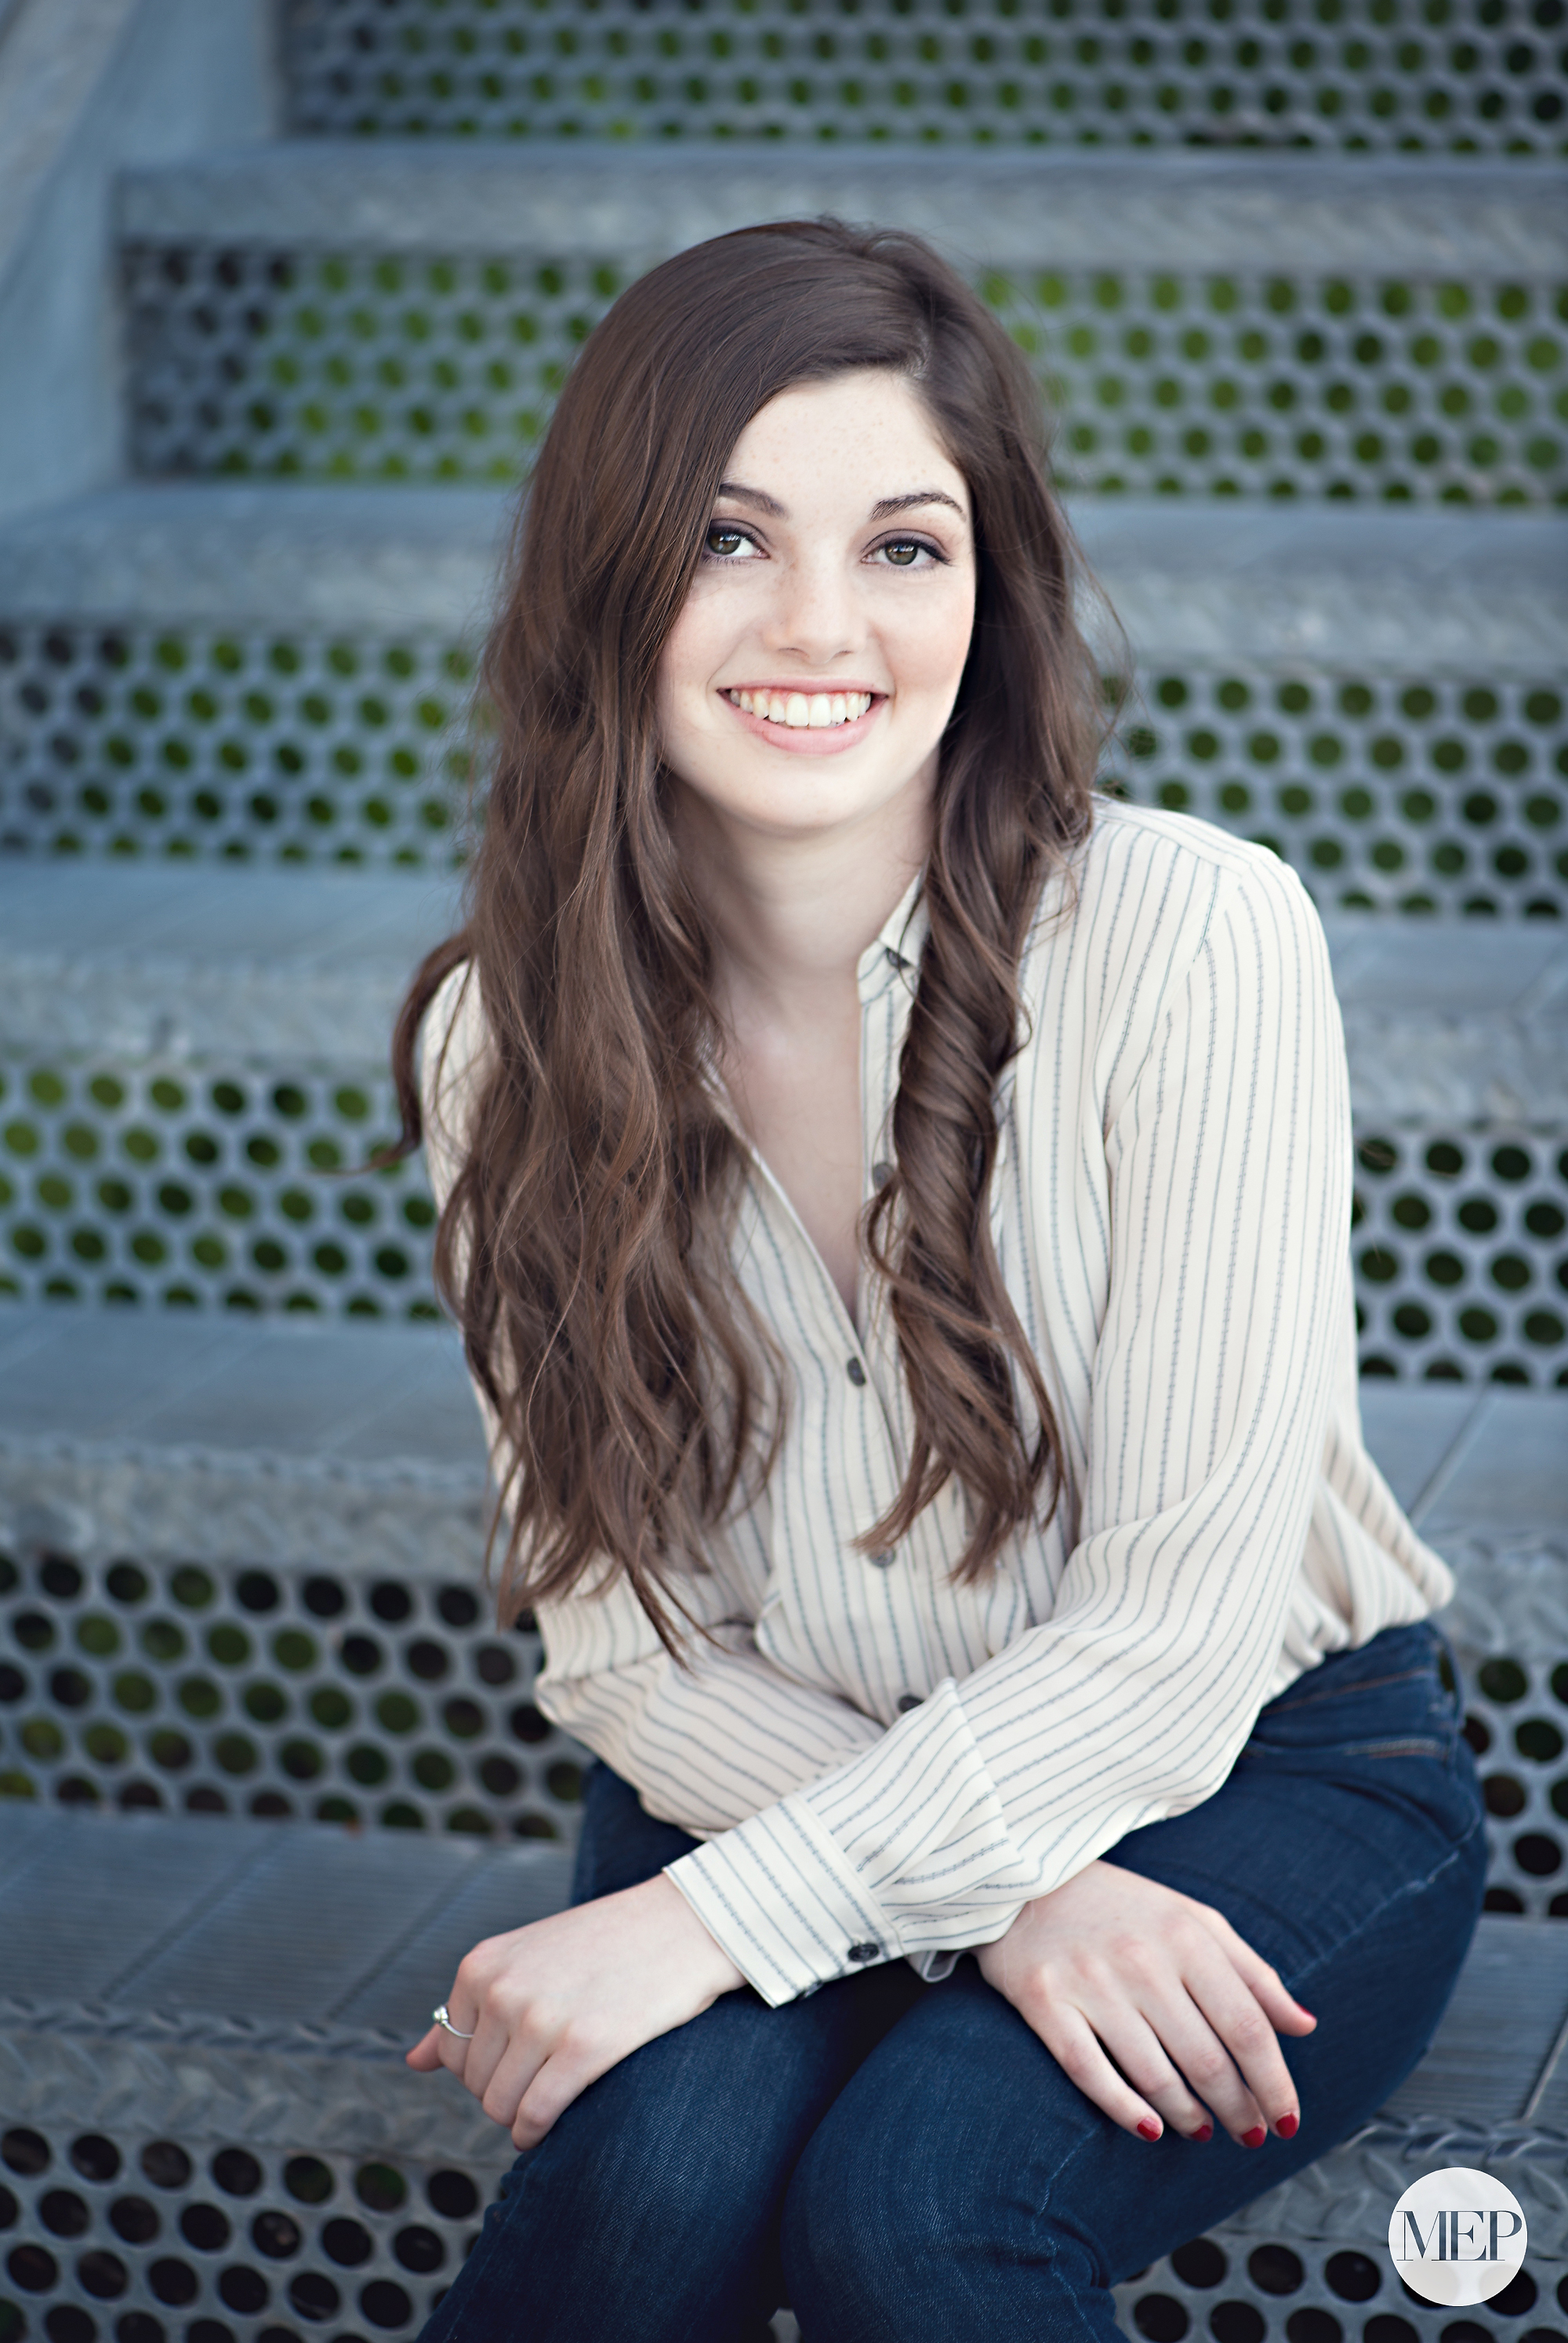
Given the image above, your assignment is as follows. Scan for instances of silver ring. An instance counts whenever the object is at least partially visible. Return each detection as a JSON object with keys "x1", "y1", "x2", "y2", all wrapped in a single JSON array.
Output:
[{"x1": 432, "y1": 2003, "x2": 474, "y2": 2040}]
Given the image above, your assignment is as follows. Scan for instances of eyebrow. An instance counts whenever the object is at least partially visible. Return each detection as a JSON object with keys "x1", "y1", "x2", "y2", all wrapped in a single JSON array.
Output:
[{"x1": 713, "y1": 481, "x2": 966, "y2": 523}]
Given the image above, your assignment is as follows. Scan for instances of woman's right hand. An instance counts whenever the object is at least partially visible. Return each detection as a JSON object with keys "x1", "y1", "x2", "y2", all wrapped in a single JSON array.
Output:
[{"x1": 975, "y1": 1860, "x2": 1316, "y2": 2146}]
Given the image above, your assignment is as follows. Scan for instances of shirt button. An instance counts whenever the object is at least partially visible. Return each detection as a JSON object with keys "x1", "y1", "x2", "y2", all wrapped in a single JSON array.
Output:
[
  {"x1": 872, "y1": 1159, "x2": 895, "y2": 1190},
  {"x1": 848, "y1": 1942, "x2": 882, "y2": 1964},
  {"x1": 847, "y1": 1358, "x2": 867, "y2": 1387},
  {"x1": 897, "y1": 1692, "x2": 924, "y2": 1712},
  {"x1": 867, "y1": 1550, "x2": 896, "y2": 1570}
]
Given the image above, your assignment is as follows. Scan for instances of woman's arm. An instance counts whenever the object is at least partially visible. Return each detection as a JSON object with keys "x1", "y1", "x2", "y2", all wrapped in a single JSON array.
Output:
[{"x1": 406, "y1": 1873, "x2": 746, "y2": 2148}]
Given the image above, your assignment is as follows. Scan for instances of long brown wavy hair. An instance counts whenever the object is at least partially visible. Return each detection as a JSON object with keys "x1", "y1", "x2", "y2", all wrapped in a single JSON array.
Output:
[{"x1": 389, "y1": 219, "x2": 1105, "y2": 1657}]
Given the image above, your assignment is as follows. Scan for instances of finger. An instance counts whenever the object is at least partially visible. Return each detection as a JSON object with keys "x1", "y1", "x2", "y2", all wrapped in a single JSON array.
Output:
[
  {"x1": 1171, "y1": 1952, "x2": 1299, "y2": 2144},
  {"x1": 1181, "y1": 1904, "x2": 1317, "y2": 2034},
  {"x1": 506, "y1": 2026, "x2": 612, "y2": 2149},
  {"x1": 405, "y1": 2029, "x2": 444, "y2": 2072},
  {"x1": 1022, "y1": 2001, "x2": 1174, "y2": 2143},
  {"x1": 1086, "y1": 2008, "x2": 1218, "y2": 2143},
  {"x1": 1137, "y1": 1985, "x2": 1268, "y2": 2145},
  {"x1": 457, "y1": 2011, "x2": 517, "y2": 2107}
]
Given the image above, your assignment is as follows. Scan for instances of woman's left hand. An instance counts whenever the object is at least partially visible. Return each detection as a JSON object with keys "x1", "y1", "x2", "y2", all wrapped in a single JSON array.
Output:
[{"x1": 406, "y1": 1873, "x2": 747, "y2": 2148}]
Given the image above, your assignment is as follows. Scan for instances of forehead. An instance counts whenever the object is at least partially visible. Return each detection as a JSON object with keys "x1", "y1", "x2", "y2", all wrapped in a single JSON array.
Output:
[{"x1": 724, "y1": 371, "x2": 967, "y2": 507}]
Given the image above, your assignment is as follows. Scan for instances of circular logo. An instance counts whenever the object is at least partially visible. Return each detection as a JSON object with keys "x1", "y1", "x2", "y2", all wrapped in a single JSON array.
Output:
[{"x1": 1388, "y1": 2167, "x2": 1529, "y2": 2306}]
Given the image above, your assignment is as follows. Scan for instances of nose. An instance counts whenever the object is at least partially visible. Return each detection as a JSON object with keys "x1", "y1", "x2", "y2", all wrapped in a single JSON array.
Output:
[{"x1": 759, "y1": 547, "x2": 864, "y2": 669}]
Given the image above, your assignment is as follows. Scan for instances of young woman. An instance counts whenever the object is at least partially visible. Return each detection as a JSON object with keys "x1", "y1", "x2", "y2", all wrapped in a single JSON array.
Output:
[{"x1": 392, "y1": 220, "x2": 1485, "y2": 2343}]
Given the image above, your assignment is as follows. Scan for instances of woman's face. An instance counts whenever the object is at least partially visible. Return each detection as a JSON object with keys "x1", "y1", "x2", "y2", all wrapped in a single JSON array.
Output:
[{"x1": 655, "y1": 369, "x2": 977, "y2": 846}]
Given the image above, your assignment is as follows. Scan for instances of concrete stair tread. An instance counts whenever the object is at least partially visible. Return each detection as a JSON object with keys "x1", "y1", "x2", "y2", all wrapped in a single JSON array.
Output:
[
  {"x1": 0, "y1": 1304, "x2": 1560, "y2": 1539},
  {"x1": 0, "y1": 859, "x2": 463, "y2": 1062},
  {"x1": 115, "y1": 143, "x2": 1567, "y2": 278},
  {"x1": 1, "y1": 862, "x2": 1563, "y2": 1122},
  {"x1": 2, "y1": 482, "x2": 1562, "y2": 677},
  {"x1": 0, "y1": 1306, "x2": 484, "y2": 1486},
  {"x1": 0, "y1": 1805, "x2": 571, "y2": 2037}
]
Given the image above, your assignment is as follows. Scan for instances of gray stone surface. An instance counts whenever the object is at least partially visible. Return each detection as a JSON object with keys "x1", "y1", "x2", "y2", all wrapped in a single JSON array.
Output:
[
  {"x1": 0, "y1": 1806, "x2": 568, "y2": 2163},
  {"x1": 0, "y1": 860, "x2": 462, "y2": 1060},
  {"x1": 0, "y1": 1305, "x2": 1559, "y2": 1578},
  {"x1": 1416, "y1": 1389, "x2": 1568, "y2": 1542},
  {"x1": 0, "y1": 0, "x2": 273, "y2": 521},
  {"x1": 0, "y1": 480, "x2": 509, "y2": 630},
  {"x1": 3, "y1": 862, "x2": 1562, "y2": 1121},
  {"x1": 2, "y1": 483, "x2": 1561, "y2": 679},
  {"x1": 116, "y1": 145, "x2": 1568, "y2": 278},
  {"x1": 0, "y1": 1310, "x2": 492, "y2": 1575}
]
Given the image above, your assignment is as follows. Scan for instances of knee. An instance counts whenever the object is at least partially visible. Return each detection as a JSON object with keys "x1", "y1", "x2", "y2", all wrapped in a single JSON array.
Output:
[
  {"x1": 537, "y1": 2043, "x2": 760, "y2": 2250},
  {"x1": 781, "y1": 2109, "x2": 938, "y2": 2329},
  {"x1": 780, "y1": 2005, "x2": 1107, "y2": 2334}
]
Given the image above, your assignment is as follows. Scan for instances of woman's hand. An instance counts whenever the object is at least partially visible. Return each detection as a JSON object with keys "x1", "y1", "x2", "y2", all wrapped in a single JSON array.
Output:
[
  {"x1": 406, "y1": 1873, "x2": 746, "y2": 2149},
  {"x1": 975, "y1": 1861, "x2": 1316, "y2": 2147}
]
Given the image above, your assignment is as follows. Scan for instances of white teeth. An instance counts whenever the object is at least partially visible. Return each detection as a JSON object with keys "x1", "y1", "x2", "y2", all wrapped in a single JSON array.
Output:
[{"x1": 728, "y1": 689, "x2": 874, "y2": 730}]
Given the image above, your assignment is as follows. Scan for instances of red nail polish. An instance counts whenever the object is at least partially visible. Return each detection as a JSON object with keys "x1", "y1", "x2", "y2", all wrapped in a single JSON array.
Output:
[
  {"x1": 1276, "y1": 2112, "x2": 1299, "y2": 2140},
  {"x1": 1192, "y1": 2123, "x2": 1213, "y2": 2142},
  {"x1": 1138, "y1": 2119, "x2": 1162, "y2": 2141},
  {"x1": 1242, "y1": 2125, "x2": 1267, "y2": 2149}
]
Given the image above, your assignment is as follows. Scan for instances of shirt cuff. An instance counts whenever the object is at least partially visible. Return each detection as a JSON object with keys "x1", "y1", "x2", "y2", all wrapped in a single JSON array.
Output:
[
  {"x1": 663, "y1": 1789, "x2": 900, "y2": 2007},
  {"x1": 662, "y1": 1678, "x2": 1036, "y2": 2005}
]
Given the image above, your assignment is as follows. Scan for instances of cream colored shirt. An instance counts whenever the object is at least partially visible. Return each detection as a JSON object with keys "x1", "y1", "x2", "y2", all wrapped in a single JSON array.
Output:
[{"x1": 421, "y1": 800, "x2": 1452, "y2": 2009}]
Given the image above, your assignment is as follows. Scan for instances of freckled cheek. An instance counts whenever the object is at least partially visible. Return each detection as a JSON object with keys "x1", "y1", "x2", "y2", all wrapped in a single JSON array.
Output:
[{"x1": 887, "y1": 594, "x2": 975, "y2": 708}]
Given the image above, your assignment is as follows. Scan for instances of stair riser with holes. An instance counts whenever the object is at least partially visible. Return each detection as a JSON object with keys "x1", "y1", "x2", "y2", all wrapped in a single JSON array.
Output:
[
  {"x1": 2, "y1": 871, "x2": 1563, "y2": 1377},
  {"x1": 0, "y1": 1308, "x2": 1564, "y2": 1908},
  {"x1": 3, "y1": 493, "x2": 1564, "y2": 910},
  {"x1": 115, "y1": 150, "x2": 1567, "y2": 504},
  {"x1": 277, "y1": 0, "x2": 1568, "y2": 157}
]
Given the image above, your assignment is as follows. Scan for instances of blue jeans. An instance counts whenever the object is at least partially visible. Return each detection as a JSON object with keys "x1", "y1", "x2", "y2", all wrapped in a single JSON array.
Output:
[{"x1": 418, "y1": 1621, "x2": 1485, "y2": 2343}]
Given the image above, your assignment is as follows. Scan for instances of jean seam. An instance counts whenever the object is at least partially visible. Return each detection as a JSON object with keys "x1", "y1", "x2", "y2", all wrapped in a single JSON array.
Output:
[
  {"x1": 1276, "y1": 1816, "x2": 1484, "y2": 2008},
  {"x1": 1022, "y1": 2116, "x2": 1129, "y2": 2328},
  {"x1": 1264, "y1": 1660, "x2": 1435, "y2": 1717}
]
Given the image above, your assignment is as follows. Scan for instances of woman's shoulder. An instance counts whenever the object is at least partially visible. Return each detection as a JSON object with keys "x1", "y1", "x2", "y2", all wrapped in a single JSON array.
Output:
[
  {"x1": 1029, "y1": 795, "x2": 1326, "y2": 972},
  {"x1": 1015, "y1": 797, "x2": 1334, "y2": 1076}
]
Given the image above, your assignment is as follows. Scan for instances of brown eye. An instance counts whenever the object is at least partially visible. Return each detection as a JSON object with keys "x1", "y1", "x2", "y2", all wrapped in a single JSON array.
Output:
[
  {"x1": 884, "y1": 541, "x2": 921, "y2": 566},
  {"x1": 706, "y1": 525, "x2": 747, "y2": 557}
]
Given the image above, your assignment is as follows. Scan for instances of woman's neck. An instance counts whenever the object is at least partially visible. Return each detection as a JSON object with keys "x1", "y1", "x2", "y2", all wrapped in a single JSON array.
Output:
[{"x1": 675, "y1": 786, "x2": 932, "y2": 1024}]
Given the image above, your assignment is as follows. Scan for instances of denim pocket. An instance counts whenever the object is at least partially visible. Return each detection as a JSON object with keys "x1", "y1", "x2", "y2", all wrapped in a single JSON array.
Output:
[
  {"x1": 1238, "y1": 1622, "x2": 1482, "y2": 1851},
  {"x1": 1246, "y1": 1622, "x2": 1458, "y2": 1760}
]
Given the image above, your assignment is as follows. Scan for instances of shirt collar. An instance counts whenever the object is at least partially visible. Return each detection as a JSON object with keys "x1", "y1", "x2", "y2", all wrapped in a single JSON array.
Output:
[{"x1": 855, "y1": 867, "x2": 928, "y2": 1006}]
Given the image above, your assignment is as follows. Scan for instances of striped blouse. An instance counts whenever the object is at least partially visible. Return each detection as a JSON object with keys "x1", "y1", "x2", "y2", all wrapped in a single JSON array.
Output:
[{"x1": 420, "y1": 798, "x2": 1453, "y2": 2010}]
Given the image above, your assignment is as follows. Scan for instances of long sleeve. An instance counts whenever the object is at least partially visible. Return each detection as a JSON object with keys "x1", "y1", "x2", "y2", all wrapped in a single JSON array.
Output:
[
  {"x1": 416, "y1": 961, "x2": 889, "y2": 1836},
  {"x1": 665, "y1": 848, "x2": 1354, "y2": 2005}
]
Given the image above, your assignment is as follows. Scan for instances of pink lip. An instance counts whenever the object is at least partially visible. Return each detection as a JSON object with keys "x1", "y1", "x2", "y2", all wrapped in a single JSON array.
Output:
[{"x1": 720, "y1": 688, "x2": 885, "y2": 757}]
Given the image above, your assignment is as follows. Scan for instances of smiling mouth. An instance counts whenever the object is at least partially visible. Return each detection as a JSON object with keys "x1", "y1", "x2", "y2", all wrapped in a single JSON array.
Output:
[{"x1": 724, "y1": 688, "x2": 877, "y2": 731}]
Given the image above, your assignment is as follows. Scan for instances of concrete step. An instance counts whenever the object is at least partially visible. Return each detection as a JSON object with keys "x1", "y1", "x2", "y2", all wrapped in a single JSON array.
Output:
[
  {"x1": 1, "y1": 862, "x2": 1564, "y2": 1376},
  {"x1": 0, "y1": 1304, "x2": 1563, "y2": 1910},
  {"x1": 1, "y1": 862, "x2": 1564, "y2": 1115},
  {"x1": 114, "y1": 147, "x2": 1567, "y2": 505},
  {"x1": 0, "y1": 1806, "x2": 1559, "y2": 2343},
  {"x1": 3, "y1": 486, "x2": 1565, "y2": 914},
  {"x1": 274, "y1": 0, "x2": 1565, "y2": 160}
]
